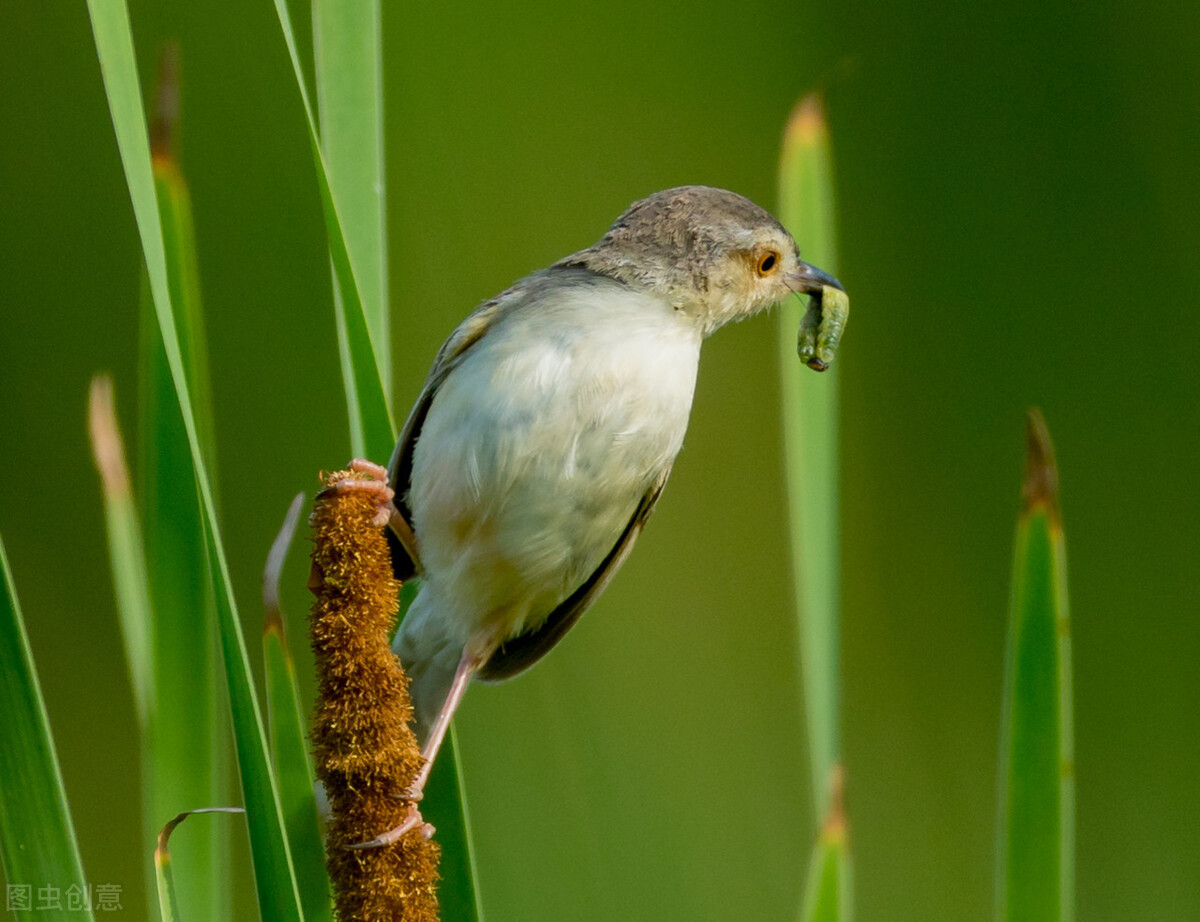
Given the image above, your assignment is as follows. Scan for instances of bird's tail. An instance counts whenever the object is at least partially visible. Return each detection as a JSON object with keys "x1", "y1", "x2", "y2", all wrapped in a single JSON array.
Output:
[{"x1": 393, "y1": 588, "x2": 462, "y2": 747}]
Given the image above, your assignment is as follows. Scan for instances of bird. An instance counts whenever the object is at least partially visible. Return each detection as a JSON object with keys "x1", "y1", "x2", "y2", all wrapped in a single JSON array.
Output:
[{"x1": 342, "y1": 185, "x2": 845, "y2": 846}]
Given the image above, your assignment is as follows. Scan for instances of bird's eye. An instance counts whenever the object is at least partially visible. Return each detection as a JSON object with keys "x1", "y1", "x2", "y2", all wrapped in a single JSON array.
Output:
[{"x1": 756, "y1": 251, "x2": 779, "y2": 276}]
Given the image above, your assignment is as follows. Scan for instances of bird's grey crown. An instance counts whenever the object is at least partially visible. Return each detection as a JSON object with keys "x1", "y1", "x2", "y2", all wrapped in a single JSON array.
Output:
[
  {"x1": 607, "y1": 185, "x2": 790, "y2": 243},
  {"x1": 555, "y1": 185, "x2": 795, "y2": 298}
]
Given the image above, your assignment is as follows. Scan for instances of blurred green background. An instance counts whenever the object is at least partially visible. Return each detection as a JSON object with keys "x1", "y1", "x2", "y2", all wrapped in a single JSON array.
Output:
[{"x1": 2, "y1": 0, "x2": 1198, "y2": 919}]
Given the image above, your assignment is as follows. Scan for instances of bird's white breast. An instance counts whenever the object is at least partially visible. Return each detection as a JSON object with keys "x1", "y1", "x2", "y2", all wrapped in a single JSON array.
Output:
[{"x1": 407, "y1": 282, "x2": 702, "y2": 649}]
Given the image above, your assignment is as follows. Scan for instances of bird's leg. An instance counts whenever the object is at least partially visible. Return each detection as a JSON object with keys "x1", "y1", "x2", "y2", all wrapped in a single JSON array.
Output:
[
  {"x1": 318, "y1": 458, "x2": 424, "y2": 574},
  {"x1": 406, "y1": 650, "x2": 482, "y2": 801},
  {"x1": 317, "y1": 458, "x2": 393, "y2": 526},
  {"x1": 347, "y1": 650, "x2": 482, "y2": 850}
]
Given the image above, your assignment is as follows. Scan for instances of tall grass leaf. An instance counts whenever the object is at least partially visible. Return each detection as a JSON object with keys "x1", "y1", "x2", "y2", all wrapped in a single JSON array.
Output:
[
  {"x1": 995, "y1": 410, "x2": 1074, "y2": 922},
  {"x1": 313, "y1": 0, "x2": 390, "y2": 387},
  {"x1": 799, "y1": 836, "x2": 850, "y2": 922},
  {"x1": 0, "y1": 535, "x2": 95, "y2": 921},
  {"x1": 777, "y1": 92, "x2": 842, "y2": 822},
  {"x1": 88, "y1": 375, "x2": 154, "y2": 729},
  {"x1": 426, "y1": 735, "x2": 486, "y2": 922},
  {"x1": 137, "y1": 48, "x2": 229, "y2": 919},
  {"x1": 264, "y1": 495, "x2": 333, "y2": 922},
  {"x1": 798, "y1": 770, "x2": 851, "y2": 922},
  {"x1": 274, "y1": 2, "x2": 483, "y2": 913},
  {"x1": 147, "y1": 43, "x2": 218, "y2": 477},
  {"x1": 86, "y1": 3, "x2": 304, "y2": 918},
  {"x1": 155, "y1": 808, "x2": 244, "y2": 922},
  {"x1": 270, "y1": 0, "x2": 393, "y2": 461}
]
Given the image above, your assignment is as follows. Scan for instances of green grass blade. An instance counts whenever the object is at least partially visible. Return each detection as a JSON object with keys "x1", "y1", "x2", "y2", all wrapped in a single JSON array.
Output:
[
  {"x1": 271, "y1": 0, "x2": 393, "y2": 460},
  {"x1": 777, "y1": 93, "x2": 842, "y2": 822},
  {"x1": 313, "y1": 0, "x2": 390, "y2": 388},
  {"x1": 799, "y1": 790, "x2": 852, "y2": 922},
  {"x1": 148, "y1": 48, "x2": 219, "y2": 478},
  {"x1": 155, "y1": 808, "x2": 244, "y2": 922},
  {"x1": 136, "y1": 52, "x2": 229, "y2": 919},
  {"x1": 264, "y1": 495, "x2": 333, "y2": 922},
  {"x1": 155, "y1": 846, "x2": 182, "y2": 922},
  {"x1": 996, "y1": 410, "x2": 1074, "y2": 922},
  {"x1": 274, "y1": 2, "x2": 483, "y2": 913},
  {"x1": 0, "y1": 535, "x2": 95, "y2": 922},
  {"x1": 86, "y1": 4, "x2": 305, "y2": 918},
  {"x1": 88, "y1": 375, "x2": 154, "y2": 729},
  {"x1": 263, "y1": 627, "x2": 330, "y2": 922},
  {"x1": 425, "y1": 728, "x2": 485, "y2": 922}
]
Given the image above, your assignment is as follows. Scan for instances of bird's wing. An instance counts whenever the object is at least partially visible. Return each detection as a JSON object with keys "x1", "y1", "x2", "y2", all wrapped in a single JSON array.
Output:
[
  {"x1": 385, "y1": 266, "x2": 622, "y2": 579},
  {"x1": 477, "y1": 464, "x2": 672, "y2": 682},
  {"x1": 385, "y1": 295, "x2": 509, "y2": 579}
]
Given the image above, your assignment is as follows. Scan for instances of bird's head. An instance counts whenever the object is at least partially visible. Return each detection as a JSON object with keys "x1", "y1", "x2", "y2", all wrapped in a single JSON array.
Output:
[{"x1": 559, "y1": 185, "x2": 843, "y2": 337}]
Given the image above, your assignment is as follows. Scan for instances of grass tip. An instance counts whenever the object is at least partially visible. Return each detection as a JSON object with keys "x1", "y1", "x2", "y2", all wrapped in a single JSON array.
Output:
[
  {"x1": 784, "y1": 92, "x2": 828, "y2": 155},
  {"x1": 155, "y1": 807, "x2": 244, "y2": 866},
  {"x1": 1022, "y1": 408, "x2": 1059, "y2": 520},
  {"x1": 263, "y1": 493, "x2": 306, "y2": 639},
  {"x1": 150, "y1": 40, "x2": 182, "y2": 162},
  {"x1": 88, "y1": 374, "x2": 131, "y2": 498},
  {"x1": 820, "y1": 763, "x2": 848, "y2": 846}
]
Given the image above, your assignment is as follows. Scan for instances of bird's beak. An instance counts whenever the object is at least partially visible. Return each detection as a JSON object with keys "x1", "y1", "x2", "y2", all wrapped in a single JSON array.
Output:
[{"x1": 786, "y1": 259, "x2": 844, "y2": 295}]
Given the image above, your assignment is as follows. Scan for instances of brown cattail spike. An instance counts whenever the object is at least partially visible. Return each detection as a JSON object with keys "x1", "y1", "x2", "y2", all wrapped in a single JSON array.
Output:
[{"x1": 309, "y1": 468, "x2": 440, "y2": 921}]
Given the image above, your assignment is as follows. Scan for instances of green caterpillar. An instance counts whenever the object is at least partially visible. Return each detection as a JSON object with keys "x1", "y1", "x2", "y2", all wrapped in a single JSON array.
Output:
[{"x1": 797, "y1": 284, "x2": 850, "y2": 372}]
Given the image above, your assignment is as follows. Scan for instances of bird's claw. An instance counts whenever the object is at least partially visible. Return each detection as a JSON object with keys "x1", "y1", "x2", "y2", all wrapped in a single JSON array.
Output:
[
  {"x1": 388, "y1": 781, "x2": 426, "y2": 804},
  {"x1": 318, "y1": 458, "x2": 395, "y2": 527},
  {"x1": 344, "y1": 803, "x2": 435, "y2": 850},
  {"x1": 347, "y1": 458, "x2": 389, "y2": 481}
]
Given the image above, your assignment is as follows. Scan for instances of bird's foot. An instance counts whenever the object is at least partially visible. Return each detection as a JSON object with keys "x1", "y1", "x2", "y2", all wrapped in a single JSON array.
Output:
[
  {"x1": 344, "y1": 803, "x2": 435, "y2": 850},
  {"x1": 318, "y1": 458, "x2": 395, "y2": 527},
  {"x1": 387, "y1": 777, "x2": 427, "y2": 804},
  {"x1": 318, "y1": 459, "x2": 425, "y2": 573},
  {"x1": 347, "y1": 457, "x2": 389, "y2": 481}
]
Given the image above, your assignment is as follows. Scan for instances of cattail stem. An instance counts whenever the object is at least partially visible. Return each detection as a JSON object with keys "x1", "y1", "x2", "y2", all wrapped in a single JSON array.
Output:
[{"x1": 309, "y1": 469, "x2": 440, "y2": 921}]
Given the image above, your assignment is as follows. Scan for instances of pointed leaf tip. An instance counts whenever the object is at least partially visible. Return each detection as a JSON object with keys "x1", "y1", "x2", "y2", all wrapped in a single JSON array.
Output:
[
  {"x1": 785, "y1": 93, "x2": 828, "y2": 154},
  {"x1": 822, "y1": 763, "x2": 848, "y2": 845},
  {"x1": 150, "y1": 41, "x2": 181, "y2": 161},
  {"x1": 88, "y1": 374, "x2": 131, "y2": 498},
  {"x1": 1022, "y1": 408, "x2": 1059, "y2": 520},
  {"x1": 156, "y1": 807, "x2": 245, "y2": 864},
  {"x1": 263, "y1": 493, "x2": 306, "y2": 638}
]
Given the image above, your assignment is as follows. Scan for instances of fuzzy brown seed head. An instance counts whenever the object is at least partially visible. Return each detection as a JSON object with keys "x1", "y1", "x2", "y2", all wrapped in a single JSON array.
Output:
[{"x1": 309, "y1": 469, "x2": 440, "y2": 921}]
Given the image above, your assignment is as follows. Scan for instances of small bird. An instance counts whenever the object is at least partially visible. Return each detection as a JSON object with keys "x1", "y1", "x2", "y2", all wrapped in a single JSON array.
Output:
[{"x1": 346, "y1": 185, "x2": 845, "y2": 845}]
